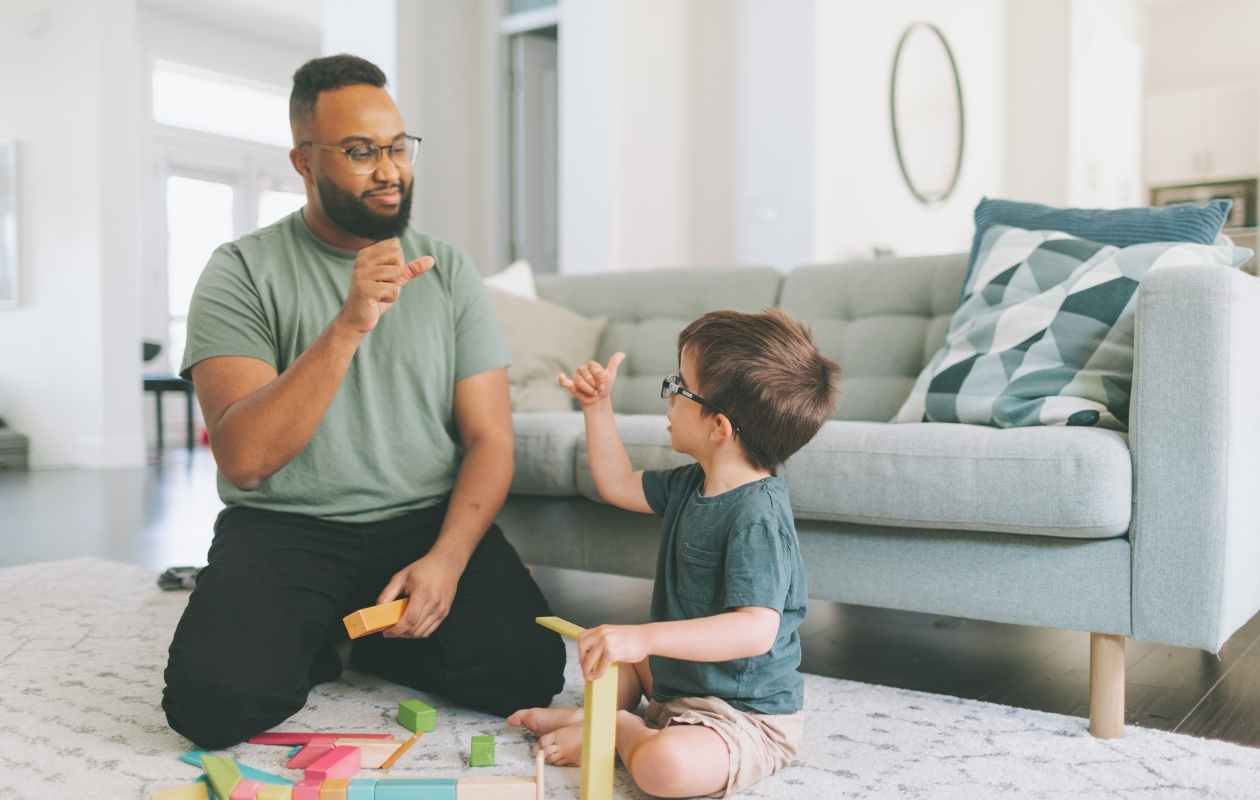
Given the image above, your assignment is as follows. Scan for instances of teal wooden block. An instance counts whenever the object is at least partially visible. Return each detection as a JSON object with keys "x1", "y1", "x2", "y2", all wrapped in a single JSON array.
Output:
[
  {"x1": 397, "y1": 699, "x2": 437, "y2": 733},
  {"x1": 179, "y1": 751, "x2": 294, "y2": 785},
  {"x1": 374, "y1": 778, "x2": 457, "y2": 799},
  {"x1": 469, "y1": 735, "x2": 495, "y2": 767},
  {"x1": 347, "y1": 778, "x2": 377, "y2": 800}
]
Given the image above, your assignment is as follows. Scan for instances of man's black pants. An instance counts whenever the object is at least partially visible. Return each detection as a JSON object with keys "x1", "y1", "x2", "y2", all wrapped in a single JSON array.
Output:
[{"x1": 161, "y1": 503, "x2": 567, "y2": 750}]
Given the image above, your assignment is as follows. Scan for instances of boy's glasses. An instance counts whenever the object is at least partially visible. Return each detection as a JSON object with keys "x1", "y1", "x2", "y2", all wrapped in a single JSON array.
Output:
[{"x1": 661, "y1": 374, "x2": 741, "y2": 434}]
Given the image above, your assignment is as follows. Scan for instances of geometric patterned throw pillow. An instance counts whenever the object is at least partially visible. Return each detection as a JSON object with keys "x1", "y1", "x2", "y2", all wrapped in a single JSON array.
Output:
[{"x1": 893, "y1": 224, "x2": 1252, "y2": 430}]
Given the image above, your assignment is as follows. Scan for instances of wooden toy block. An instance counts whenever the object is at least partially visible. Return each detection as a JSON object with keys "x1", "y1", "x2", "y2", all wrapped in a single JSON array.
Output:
[
  {"x1": 287, "y1": 737, "x2": 337, "y2": 769},
  {"x1": 397, "y1": 699, "x2": 437, "y2": 733},
  {"x1": 455, "y1": 776, "x2": 534, "y2": 800},
  {"x1": 332, "y1": 738, "x2": 402, "y2": 769},
  {"x1": 202, "y1": 754, "x2": 243, "y2": 800},
  {"x1": 534, "y1": 615, "x2": 585, "y2": 640},
  {"x1": 342, "y1": 598, "x2": 407, "y2": 639},
  {"x1": 378, "y1": 733, "x2": 421, "y2": 770},
  {"x1": 581, "y1": 662, "x2": 619, "y2": 800},
  {"x1": 306, "y1": 746, "x2": 360, "y2": 780},
  {"x1": 180, "y1": 752, "x2": 293, "y2": 786},
  {"x1": 151, "y1": 783, "x2": 210, "y2": 800},
  {"x1": 230, "y1": 778, "x2": 262, "y2": 799},
  {"x1": 318, "y1": 778, "x2": 349, "y2": 800},
  {"x1": 256, "y1": 785, "x2": 292, "y2": 800},
  {"x1": 457, "y1": 752, "x2": 543, "y2": 800},
  {"x1": 346, "y1": 778, "x2": 377, "y2": 800},
  {"x1": 374, "y1": 778, "x2": 457, "y2": 800},
  {"x1": 250, "y1": 732, "x2": 394, "y2": 746},
  {"x1": 292, "y1": 778, "x2": 322, "y2": 800},
  {"x1": 468, "y1": 735, "x2": 494, "y2": 767}
]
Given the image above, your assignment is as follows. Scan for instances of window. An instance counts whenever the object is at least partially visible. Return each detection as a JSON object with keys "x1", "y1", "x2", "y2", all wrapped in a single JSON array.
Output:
[
  {"x1": 258, "y1": 189, "x2": 306, "y2": 227},
  {"x1": 152, "y1": 60, "x2": 291, "y2": 148},
  {"x1": 165, "y1": 175, "x2": 235, "y2": 368}
]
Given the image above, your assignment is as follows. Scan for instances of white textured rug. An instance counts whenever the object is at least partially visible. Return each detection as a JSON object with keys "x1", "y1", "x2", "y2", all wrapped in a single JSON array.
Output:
[{"x1": 1, "y1": 559, "x2": 1258, "y2": 799}]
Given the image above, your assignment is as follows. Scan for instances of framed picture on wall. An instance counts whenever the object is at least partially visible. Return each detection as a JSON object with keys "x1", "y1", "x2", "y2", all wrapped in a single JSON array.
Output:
[{"x1": 0, "y1": 139, "x2": 16, "y2": 309}]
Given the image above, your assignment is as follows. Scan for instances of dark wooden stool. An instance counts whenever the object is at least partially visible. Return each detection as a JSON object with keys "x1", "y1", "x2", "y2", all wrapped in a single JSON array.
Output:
[{"x1": 143, "y1": 375, "x2": 195, "y2": 453}]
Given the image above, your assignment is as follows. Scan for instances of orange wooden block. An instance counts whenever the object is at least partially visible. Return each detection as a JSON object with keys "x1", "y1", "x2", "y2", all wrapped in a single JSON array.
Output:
[
  {"x1": 378, "y1": 732, "x2": 421, "y2": 770},
  {"x1": 342, "y1": 599, "x2": 407, "y2": 639},
  {"x1": 319, "y1": 778, "x2": 349, "y2": 800}
]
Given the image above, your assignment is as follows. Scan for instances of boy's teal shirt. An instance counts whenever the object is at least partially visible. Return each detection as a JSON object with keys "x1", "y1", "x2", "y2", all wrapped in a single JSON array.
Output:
[
  {"x1": 642, "y1": 464, "x2": 807, "y2": 715},
  {"x1": 180, "y1": 210, "x2": 508, "y2": 523}
]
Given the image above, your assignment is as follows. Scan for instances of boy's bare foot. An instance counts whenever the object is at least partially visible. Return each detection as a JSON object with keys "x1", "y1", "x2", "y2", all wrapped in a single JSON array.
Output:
[
  {"x1": 537, "y1": 722, "x2": 584, "y2": 766},
  {"x1": 506, "y1": 706, "x2": 584, "y2": 736}
]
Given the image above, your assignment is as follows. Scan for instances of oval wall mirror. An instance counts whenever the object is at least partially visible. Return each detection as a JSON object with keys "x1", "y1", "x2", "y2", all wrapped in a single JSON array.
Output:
[{"x1": 890, "y1": 22, "x2": 965, "y2": 205}]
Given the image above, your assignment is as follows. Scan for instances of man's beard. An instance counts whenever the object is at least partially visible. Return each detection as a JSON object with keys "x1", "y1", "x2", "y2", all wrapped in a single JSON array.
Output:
[{"x1": 316, "y1": 175, "x2": 414, "y2": 241}]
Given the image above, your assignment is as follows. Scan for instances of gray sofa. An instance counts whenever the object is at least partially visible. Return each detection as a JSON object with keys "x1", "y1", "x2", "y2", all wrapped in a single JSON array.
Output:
[{"x1": 496, "y1": 254, "x2": 1260, "y2": 738}]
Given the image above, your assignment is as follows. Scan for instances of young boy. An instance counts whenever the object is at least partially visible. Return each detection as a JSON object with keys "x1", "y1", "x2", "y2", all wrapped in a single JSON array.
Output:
[{"x1": 508, "y1": 309, "x2": 839, "y2": 798}]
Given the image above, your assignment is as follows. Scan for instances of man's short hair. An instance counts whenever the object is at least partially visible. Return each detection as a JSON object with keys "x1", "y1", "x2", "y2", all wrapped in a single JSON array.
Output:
[
  {"x1": 290, "y1": 54, "x2": 387, "y2": 128},
  {"x1": 678, "y1": 309, "x2": 840, "y2": 471}
]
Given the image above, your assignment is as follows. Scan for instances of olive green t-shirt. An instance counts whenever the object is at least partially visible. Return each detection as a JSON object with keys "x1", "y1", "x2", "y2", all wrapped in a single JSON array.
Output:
[
  {"x1": 642, "y1": 464, "x2": 807, "y2": 715},
  {"x1": 180, "y1": 210, "x2": 508, "y2": 522}
]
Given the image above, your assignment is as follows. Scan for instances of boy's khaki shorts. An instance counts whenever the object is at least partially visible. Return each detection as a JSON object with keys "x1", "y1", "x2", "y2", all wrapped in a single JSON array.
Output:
[{"x1": 644, "y1": 695, "x2": 804, "y2": 797}]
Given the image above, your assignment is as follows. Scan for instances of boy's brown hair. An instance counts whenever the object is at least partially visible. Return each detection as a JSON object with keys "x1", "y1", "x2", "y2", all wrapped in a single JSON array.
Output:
[{"x1": 677, "y1": 308, "x2": 839, "y2": 471}]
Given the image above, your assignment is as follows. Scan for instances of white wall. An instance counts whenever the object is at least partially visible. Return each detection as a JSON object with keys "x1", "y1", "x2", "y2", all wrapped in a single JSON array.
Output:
[
  {"x1": 396, "y1": 0, "x2": 497, "y2": 273},
  {"x1": 813, "y1": 0, "x2": 1006, "y2": 261},
  {"x1": 0, "y1": 0, "x2": 145, "y2": 468},
  {"x1": 322, "y1": 0, "x2": 398, "y2": 91},
  {"x1": 1145, "y1": 0, "x2": 1260, "y2": 93}
]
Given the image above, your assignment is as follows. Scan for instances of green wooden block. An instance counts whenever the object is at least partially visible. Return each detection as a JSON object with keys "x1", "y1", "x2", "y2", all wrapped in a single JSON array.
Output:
[
  {"x1": 201, "y1": 754, "x2": 242, "y2": 800},
  {"x1": 469, "y1": 734, "x2": 495, "y2": 767},
  {"x1": 398, "y1": 698, "x2": 437, "y2": 733}
]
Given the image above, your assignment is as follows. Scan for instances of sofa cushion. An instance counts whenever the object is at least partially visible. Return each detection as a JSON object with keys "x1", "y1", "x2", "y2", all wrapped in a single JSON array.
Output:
[
  {"x1": 783, "y1": 420, "x2": 1131, "y2": 538},
  {"x1": 490, "y1": 289, "x2": 606, "y2": 412},
  {"x1": 575, "y1": 415, "x2": 692, "y2": 502},
  {"x1": 536, "y1": 267, "x2": 781, "y2": 416},
  {"x1": 510, "y1": 412, "x2": 589, "y2": 496},
  {"x1": 894, "y1": 226, "x2": 1252, "y2": 430},
  {"x1": 966, "y1": 197, "x2": 1232, "y2": 291},
  {"x1": 779, "y1": 255, "x2": 967, "y2": 422}
]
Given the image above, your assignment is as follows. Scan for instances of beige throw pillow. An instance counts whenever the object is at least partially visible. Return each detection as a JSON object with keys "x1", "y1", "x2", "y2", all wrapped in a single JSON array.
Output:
[{"x1": 488, "y1": 288, "x2": 606, "y2": 411}]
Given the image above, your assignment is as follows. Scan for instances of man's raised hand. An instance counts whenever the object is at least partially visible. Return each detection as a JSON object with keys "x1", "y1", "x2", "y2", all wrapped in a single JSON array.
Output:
[
  {"x1": 559, "y1": 352, "x2": 625, "y2": 409},
  {"x1": 336, "y1": 237, "x2": 435, "y2": 335}
]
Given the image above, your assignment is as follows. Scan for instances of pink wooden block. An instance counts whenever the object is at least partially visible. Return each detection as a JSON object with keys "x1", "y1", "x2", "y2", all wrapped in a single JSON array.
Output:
[
  {"x1": 250, "y1": 732, "x2": 394, "y2": 746},
  {"x1": 305, "y1": 746, "x2": 361, "y2": 780},
  {"x1": 293, "y1": 778, "x2": 323, "y2": 800},
  {"x1": 229, "y1": 779, "x2": 262, "y2": 800},
  {"x1": 287, "y1": 741, "x2": 335, "y2": 769}
]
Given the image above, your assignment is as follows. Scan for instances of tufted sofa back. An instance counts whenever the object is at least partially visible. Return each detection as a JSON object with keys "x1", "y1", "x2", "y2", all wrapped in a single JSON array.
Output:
[
  {"x1": 535, "y1": 255, "x2": 966, "y2": 421},
  {"x1": 778, "y1": 254, "x2": 966, "y2": 421},
  {"x1": 535, "y1": 267, "x2": 782, "y2": 415}
]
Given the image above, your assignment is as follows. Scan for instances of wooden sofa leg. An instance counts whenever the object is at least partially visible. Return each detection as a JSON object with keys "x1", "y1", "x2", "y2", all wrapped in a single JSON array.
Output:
[{"x1": 1089, "y1": 632, "x2": 1126, "y2": 738}]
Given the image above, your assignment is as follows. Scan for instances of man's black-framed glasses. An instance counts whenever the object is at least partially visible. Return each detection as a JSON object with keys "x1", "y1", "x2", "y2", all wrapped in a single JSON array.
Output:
[
  {"x1": 661, "y1": 374, "x2": 741, "y2": 433},
  {"x1": 299, "y1": 134, "x2": 422, "y2": 175}
]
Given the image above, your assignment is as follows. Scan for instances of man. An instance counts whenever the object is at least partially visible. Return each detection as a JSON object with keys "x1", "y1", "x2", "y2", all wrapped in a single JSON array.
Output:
[{"x1": 161, "y1": 54, "x2": 565, "y2": 750}]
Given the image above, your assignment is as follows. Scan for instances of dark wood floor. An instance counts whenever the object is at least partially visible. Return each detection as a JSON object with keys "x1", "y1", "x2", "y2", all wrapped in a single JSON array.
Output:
[{"x1": 3, "y1": 447, "x2": 1258, "y2": 747}]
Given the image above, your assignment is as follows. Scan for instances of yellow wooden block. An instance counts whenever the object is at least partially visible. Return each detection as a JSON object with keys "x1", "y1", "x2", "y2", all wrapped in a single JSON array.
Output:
[
  {"x1": 455, "y1": 776, "x2": 535, "y2": 800},
  {"x1": 342, "y1": 599, "x2": 407, "y2": 639},
  {"x1": 256, "y1": 785, "x2": 292, "y2": 800},
  {"x1": 150, "y1": 783, "x2": 210, "y2": 800},
  {"x1": 534, "y1": 615, "x2": 584, "y2": 640},
  {"x1": 319, "y1": 777, "x2": 349, "y2": 800},
  {"x1": 581, "y1": 662, "x2": 618, "y2": 800}
]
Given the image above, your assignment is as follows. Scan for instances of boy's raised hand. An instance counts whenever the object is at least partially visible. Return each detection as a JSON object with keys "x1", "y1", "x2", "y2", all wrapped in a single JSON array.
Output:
[{"x1": 559, "y1": 351, "x2": 625, "y2": 408}]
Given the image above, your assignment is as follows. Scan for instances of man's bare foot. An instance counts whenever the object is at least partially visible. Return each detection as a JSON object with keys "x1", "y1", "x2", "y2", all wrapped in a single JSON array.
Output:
[
  {"x1": 507, "y1": 706, "x2": 584, "y2": 737},
  {"x1": 537, "y1": 722, "x2": 584, "y2": 766}
]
